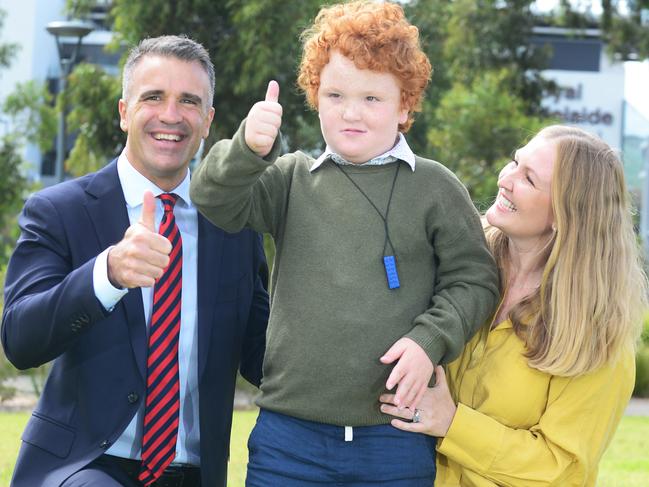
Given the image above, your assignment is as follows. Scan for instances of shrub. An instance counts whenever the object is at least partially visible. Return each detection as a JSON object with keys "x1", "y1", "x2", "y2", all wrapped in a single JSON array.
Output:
[
  {"x1": 635, "y1": 346, "x2": 649, "y2": 398},
  {"x1": 641, "y1": 313, "x2": 649, "y2": 347}
]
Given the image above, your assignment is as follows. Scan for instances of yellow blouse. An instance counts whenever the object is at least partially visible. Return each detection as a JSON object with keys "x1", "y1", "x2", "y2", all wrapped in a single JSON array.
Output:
[{"x1": 435, "y1": 319, "x2": 635, "y2": 487}]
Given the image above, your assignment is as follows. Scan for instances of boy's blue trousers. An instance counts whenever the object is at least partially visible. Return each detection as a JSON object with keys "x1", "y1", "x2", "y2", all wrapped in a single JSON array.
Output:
[{"x1": 246, "y1": 409, "x2": 437, "y2": 486}]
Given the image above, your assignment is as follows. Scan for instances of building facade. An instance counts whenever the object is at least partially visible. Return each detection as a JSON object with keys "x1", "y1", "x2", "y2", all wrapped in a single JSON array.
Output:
[
  {"x1": 533, "y1": 26, "x2": 625, "y2": 151},
  {"x1": 0, "y1": 0, "x2": 116, "y2": 185}
]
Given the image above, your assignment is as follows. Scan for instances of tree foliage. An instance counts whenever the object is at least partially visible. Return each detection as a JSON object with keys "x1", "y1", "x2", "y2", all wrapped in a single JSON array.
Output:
[
  {"x1": 0, "y1": 101, "x2": 32, "y2": 403},
  {"x1": 2, "y1": 81, "x2": 57, "y2": 152},
  {"x1": 404, "y1": 0, "x2": 553, "y2": 201},
  {"x1": 50, "y1": 0, "x2": 649, "y2": 204},
  {"x1": 601, "y1": 0, "x2": 649, "y2": 60},
  {"x1": 0, "y1": 10, "x2": 18, "y2": 71},
  {"x1": 0, "y1": 7, "x2": 30, "y2": 264},
  {"x1": 429, "y1": 70, "x2": 548, "y2": 207},
  {"x1": 400, "y1": 0, "x2": 452, "y2": 155},
  {"x1": 65, "y1": 63, "x2": 124, "y2": 176},
  {"x1": 441, "y1": 0, "x2": 553, "y2": 114},
  {"x1": 66, "y1": 0, "x2": 329, "y2": 154},
  {"x1": 0, "y1": 6, "x2": 33, "y2": 397},
  {"x1": 538, "y1": 0, "x2": 649, "y2": 60},
  {"x1": 0, "y1": 138, "x2": 29, "y2": 261}
]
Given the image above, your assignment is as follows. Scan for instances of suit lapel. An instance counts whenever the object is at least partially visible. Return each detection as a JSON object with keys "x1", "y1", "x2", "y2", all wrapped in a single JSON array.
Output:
[
  {"x1": 197, "y1": 214, "x2": 224, "y2": 379},
  {"x1": 84, "y1": 161, "x2": 148, "y2": 380}
]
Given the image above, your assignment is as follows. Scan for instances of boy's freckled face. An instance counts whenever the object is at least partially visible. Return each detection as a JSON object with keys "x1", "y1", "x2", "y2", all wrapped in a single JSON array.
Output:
[{"x1": 317, "y1": 51, "x2": 408, "y2": 164}]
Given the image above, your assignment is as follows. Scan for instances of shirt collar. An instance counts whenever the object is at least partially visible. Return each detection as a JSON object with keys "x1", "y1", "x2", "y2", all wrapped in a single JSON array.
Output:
[
  {"x1": 310, "y1": 133, "x2": 416, "y2": 172},
  {"x1": 117, "y1": 152, "x2": 192, "y2": 209}
]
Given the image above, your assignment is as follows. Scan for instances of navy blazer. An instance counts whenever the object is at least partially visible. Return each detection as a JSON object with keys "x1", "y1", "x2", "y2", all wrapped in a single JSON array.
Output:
[{"x1": 1, "y1": 160, "x2": 269, "y2": 487}]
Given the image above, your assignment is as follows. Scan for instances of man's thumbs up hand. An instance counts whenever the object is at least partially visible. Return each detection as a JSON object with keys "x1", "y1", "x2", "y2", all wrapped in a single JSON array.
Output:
[
  {"x1": 107, "y1": 191, "x2": 173, "y2": 289},
  {"x1": 138, "y1": 190, "x2": 157, "y2": 232},
  {"x1": 244, "y1": 80, "x2": 283, "y2": 158}
]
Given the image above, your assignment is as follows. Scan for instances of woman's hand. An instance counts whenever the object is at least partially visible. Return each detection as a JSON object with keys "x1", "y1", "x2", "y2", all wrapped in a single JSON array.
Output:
[{"x1": 380, "y1": 365, "x2": 457, "y2": 437}]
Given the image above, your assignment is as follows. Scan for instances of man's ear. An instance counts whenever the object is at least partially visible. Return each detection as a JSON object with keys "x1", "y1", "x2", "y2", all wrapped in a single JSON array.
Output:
[
  {"x1": 203, "y1": 106, "x2": 215, "y2": 139},
  {"x1": 118, "y1": 99, "x2": 128, "y2": 132}
]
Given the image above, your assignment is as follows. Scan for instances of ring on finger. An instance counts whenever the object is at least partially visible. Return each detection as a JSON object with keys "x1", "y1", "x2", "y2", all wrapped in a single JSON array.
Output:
[{"x1": 412, "y1": 409, "x2": 421, "y2": 423}]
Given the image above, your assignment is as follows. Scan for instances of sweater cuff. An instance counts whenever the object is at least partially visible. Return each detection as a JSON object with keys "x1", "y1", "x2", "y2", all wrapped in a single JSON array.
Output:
[
  {"x1": 404, "y1": 326, "x2": 445, "y2": 367},
  {"x1": 437, "y1": 403, "x2": 502, "y2": 472}
]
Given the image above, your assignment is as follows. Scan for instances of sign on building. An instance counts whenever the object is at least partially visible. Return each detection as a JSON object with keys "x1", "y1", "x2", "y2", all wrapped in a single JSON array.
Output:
[{"x1": 541, "y1": 70, "x2": 624, "y2": 150}]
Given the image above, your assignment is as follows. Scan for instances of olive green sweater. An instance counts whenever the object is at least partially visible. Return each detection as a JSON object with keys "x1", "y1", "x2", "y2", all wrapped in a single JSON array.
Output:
[{"x1": 190, "y1": 122, "x2": 499, "y2": 426}]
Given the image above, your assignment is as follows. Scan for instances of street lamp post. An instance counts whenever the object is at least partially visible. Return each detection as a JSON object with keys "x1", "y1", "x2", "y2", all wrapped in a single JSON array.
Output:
[{"x1": 46, "y1": 20, "x2": 94, "y2": 183}]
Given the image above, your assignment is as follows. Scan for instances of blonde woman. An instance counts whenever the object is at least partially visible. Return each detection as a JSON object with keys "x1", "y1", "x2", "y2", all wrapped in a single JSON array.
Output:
[{"x1": 381, "y1": 125, "x2": 647, "y2": 486}]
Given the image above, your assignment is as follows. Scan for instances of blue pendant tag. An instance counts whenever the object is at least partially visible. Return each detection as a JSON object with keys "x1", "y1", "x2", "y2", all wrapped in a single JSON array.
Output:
[{"x1": 383, "y1": 255, "x2": 400, "y2": 289}]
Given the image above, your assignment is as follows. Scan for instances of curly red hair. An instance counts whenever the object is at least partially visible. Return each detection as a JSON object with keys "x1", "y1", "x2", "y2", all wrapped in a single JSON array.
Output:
[{"x1": 297, "y1": 1, "x2": 432, "y2": 133}]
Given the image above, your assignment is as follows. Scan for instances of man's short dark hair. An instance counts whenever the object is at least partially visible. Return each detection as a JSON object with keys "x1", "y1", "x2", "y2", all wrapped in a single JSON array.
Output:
[{"x1": 122, "y1": 35, "x2": 215, "y2": 106}]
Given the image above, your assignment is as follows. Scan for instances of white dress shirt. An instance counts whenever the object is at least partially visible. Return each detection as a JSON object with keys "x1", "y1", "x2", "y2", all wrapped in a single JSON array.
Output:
[{"x1": 95, "y1": 153, "x2": 201, "y2": 466}]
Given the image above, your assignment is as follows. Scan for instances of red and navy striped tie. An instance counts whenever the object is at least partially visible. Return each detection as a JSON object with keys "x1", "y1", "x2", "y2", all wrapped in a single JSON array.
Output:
[{"x1": 139, "y1": 193, "x2": 182, "y2": 486}]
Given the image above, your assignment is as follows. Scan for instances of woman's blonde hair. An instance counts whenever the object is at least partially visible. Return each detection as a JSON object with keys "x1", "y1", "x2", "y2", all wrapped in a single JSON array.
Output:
[
  {"x1": 296, "y1": 0, "x2": 431, "y2": 133},
  {"x1": 486, "y1": 125, "x2": 647, "y2": 376}
]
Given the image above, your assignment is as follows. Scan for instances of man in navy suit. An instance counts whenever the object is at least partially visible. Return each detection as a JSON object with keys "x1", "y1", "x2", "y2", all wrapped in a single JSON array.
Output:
[{"x1": 1, "y1": 35, "x2": 269, "y2": 487}]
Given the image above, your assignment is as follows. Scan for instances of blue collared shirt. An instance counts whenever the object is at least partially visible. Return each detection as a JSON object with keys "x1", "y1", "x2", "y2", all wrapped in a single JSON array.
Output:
[
  {"x1": 310, "y1": 133, "x2": 416, "y2": 172},
  {"x1": 94, "y1": 153, "x2": 201, "y2": 466}
]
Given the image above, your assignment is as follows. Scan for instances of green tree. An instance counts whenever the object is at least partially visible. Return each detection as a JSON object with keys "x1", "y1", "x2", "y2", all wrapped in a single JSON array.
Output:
[
  {"x1": 531, "y1": 0, "x2": 649, "y2": 60},
  {"x1": 2, "y1": 80, "x2": 57, "y2": 152},
  {"x1": 604, "y1": 3, "x2": 649, "y2": 60},
  {"x1": 0, "y1": 7, "x2": 34, "y2": 401},
  {"x1": 0, "y1": 6, "x2": 30, "y2": 269},
  {"x1": 547, "y1": 0, "x2": 649, "y2": 60},
  {"x1": 0, "y1": 262, "x2": 16, "y2": 401},
  {"x1": 429, "y1": 70, "x2": 547, "y2": 206},
  {"x1": 401, "y1": 0, "x2": 453, "y2": 155},
  {"x1": 0, "y1": 142, "x2": 44, "y2": 398},
  {"x1": 0, "y1": 139, "x2": 29, "y2": 250},
  {"x1": 0, "y1": 9, "x2": 18, "y2": 69},
  {"x1": 442, "y1": 0, "x2": 553, "y2": 114},
  {"x1": 0, "y1": 139, "x2": 30, "y2": 401},
  {"x1": 64, "y1": 63, "x2": 124, "y2": 176},
  {"x1": 404, "y1": 0, "x2": 553, "y2": 203}
]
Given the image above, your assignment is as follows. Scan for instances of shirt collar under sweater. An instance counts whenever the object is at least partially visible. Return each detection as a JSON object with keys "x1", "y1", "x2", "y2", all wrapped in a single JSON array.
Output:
[{"x1": 310, "y1": 132, "x2": 416, "y2": 172}]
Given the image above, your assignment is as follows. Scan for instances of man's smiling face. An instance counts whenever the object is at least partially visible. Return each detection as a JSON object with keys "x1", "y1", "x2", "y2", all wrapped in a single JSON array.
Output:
[{"x1": 118, "y1": 54, "x2": 214, "y2": 191}]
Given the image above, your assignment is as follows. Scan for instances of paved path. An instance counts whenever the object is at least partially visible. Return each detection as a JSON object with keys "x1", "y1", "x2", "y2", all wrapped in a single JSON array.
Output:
[{"x1": 624, "y1": 397, "x2": 649, "y2": 416}]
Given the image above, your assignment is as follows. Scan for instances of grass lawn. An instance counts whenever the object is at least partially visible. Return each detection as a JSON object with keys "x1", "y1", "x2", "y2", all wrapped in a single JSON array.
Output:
[
  {"x1": 0, "y1": 412, "x2": 26, "y2": 487},
  {"x1": 598, "y1": 416, "x2": 649, "y2": 486},
  {"x1": 1, "y1": 410, "x2": 648, "y2": 486}
]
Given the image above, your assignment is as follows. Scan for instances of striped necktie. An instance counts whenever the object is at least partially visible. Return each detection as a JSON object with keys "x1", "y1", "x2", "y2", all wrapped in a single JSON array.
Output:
[{"x1": 139, "y1": 193, "x2": 183, "y2": 486}]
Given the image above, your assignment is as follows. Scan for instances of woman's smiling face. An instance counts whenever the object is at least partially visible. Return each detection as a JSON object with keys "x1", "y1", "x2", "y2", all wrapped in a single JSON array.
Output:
[{"x1": 486, "y1": 135, "x2": 556, "y2": 245}]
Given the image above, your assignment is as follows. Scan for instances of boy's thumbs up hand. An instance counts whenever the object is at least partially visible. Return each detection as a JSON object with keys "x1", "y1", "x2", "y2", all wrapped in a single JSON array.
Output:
[
  {"x1": 107, "y1": 190, "x2": 173, "y2": 289},
  {"x1": 265, "y1": 80, "x2": 280, "y2": 103},
  {"x1": 244, "y1": 80, "x2": 283, "y2": 158}
]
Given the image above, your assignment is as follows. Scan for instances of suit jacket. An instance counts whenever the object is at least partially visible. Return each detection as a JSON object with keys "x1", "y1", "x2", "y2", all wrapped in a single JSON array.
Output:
[{"x1": 1, "y1": 160, "x2": 269, "y2": 487}]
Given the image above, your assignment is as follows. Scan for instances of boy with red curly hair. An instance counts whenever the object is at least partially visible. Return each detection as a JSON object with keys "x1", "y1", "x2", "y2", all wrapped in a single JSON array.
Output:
[{"x1": 191, "y1": 1, "x2": 498, "y2": 484}]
